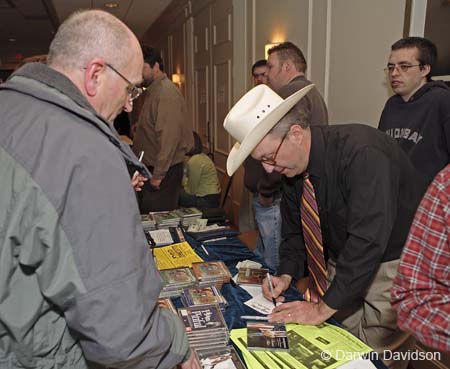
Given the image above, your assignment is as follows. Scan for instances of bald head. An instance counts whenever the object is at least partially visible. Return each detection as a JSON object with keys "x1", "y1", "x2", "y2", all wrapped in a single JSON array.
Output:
[
  {"x1": 46, "y1": 9, "x2": 144, "y2": 123},
  {"x1": 47, "y1": 9, "x2": 135, "y2": 70}
]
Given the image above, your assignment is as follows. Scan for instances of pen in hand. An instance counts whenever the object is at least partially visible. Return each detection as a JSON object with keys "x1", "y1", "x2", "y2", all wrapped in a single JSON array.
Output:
[
  {"x1": 266, "y1": 273, "x2": 277, "y2": 307},
  {"x1": 132, "y1": 151, "x2": 145, "y2": 179}
]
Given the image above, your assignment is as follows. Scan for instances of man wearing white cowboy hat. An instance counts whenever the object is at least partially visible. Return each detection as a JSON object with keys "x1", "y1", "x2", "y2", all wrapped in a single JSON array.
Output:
[{"x1": 224, "y1": 84, "x2": 427, "y2": 369}]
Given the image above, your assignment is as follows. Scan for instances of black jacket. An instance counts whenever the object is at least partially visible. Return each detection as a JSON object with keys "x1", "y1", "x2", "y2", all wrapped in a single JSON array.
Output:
[{"x1": 279, "y1": 124, "x2": 427, "y2": 310}]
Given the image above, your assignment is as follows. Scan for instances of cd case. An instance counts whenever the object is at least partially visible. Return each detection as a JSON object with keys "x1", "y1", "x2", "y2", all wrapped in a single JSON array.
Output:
[{"x1": 246, "y1": 321, "x2": 289, "y2": 352}]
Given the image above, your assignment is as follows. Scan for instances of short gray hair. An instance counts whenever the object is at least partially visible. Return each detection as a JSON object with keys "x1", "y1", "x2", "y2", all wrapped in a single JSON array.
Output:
[
  {"x1": 47, "y1": 9, "x2": 132, "y2": 70},
  {"x1": 269, "y1": 104, "x2": 309, "y2": 137}
]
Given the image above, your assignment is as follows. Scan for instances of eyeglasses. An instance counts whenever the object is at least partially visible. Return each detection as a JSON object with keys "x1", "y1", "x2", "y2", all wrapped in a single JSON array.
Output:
[
  {"x1": 253, "y1": 72, "x2": 267, "y2": 78},
  {"x1": 384, "y1": 64, "x2": 422, "y2": 74},
  {"x1": 260, "y1": 132, "x2": 288, "y2": 166},
  {"x1": 105, "y1": 63, "x2": 145, "y2": 101}
]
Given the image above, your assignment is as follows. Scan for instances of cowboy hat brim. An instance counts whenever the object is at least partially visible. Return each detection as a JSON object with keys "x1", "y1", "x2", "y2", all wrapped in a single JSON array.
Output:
[{"x1": 225, "y1": 84, "x2": 315, "y2": 176}]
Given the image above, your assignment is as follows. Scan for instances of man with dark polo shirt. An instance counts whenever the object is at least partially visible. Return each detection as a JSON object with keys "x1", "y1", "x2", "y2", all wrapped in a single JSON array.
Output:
[
  {"x1": 133, "y1": 46, "x2": 193, "y2": 212},
  {"x1": 223, "y1": 84, "x2": 426, "y2": 369},
  {"x1": 243, "y1": 59, "x2": 282, "y2": 271},
  {"x1": 267, "y1": 41, "x2": 328, "y2": 125}
]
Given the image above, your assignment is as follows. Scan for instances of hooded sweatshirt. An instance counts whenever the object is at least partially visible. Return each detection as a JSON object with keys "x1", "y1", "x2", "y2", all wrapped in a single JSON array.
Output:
[{"x1": 379, "y1": 81, "x2": 450, "y2": 184}]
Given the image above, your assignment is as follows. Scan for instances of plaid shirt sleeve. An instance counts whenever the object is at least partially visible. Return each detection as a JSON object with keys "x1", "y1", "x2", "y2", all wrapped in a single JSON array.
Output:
[{"x1": 391, "y1": 165, "x2": 450, "y2": 352}]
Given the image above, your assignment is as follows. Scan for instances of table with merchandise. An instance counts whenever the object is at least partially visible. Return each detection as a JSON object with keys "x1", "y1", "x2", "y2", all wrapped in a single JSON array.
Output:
[
  {"x1": 144, "y1": 208, "x2": 388, "y2": 369},
  {"x1": 183, "y1": 235, "x2": 388, "y2": 369}
]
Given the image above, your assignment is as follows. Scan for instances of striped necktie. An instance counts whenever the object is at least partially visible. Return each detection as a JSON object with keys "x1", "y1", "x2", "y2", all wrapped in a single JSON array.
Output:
[{"x1": 300, "y1": 173, "x2": 328, "y2": 303}]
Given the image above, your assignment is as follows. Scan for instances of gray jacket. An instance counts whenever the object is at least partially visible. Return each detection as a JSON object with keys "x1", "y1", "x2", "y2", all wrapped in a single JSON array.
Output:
[{"x1": 0, "y1": 63, "x2": 189, "y2": 369}]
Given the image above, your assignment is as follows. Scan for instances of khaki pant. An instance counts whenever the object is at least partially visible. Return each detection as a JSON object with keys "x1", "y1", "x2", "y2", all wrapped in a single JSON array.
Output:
[{"x1": 328, "y1": 259, "x2": 415, "y2": 369}]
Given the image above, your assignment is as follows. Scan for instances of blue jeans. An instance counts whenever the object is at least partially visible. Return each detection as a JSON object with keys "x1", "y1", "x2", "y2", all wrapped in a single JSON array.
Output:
[{"x1": 253, "y1": 194, "x2": 282, "y2": 273}]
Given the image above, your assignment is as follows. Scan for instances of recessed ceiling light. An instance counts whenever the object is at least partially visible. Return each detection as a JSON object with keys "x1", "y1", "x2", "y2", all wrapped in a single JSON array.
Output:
[
  {"x1": 8, "y1": 38, "x2": 16, "y2": 42},
  {"x1": 104, "y1": 2, "x2": 119, "y2": 8}
]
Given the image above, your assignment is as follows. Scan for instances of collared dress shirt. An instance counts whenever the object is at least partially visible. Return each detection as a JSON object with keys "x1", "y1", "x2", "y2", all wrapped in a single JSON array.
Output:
[{"x1": 278, "y1": 124, "x2": 427, "y2": 310}]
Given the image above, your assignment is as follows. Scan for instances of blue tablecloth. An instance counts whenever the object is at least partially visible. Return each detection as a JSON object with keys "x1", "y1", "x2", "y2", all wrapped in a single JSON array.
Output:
[
  {"x1": 186, "y1": 235, "x2": 387, "y2": 369},
  {"x1": 187, "y1": 235, "x2": 301, "y2": 329}
]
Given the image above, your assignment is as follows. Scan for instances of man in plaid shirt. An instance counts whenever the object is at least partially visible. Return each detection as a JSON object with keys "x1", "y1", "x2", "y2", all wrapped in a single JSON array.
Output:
[{"x1": 391, "y1": 164, "x2": 450, "y2": 352}]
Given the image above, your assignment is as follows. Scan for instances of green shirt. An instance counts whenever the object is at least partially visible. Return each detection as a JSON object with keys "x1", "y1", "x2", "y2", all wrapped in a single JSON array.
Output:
[{"x1": 184, "y1": 153, "x2": 221, "y2": 197}]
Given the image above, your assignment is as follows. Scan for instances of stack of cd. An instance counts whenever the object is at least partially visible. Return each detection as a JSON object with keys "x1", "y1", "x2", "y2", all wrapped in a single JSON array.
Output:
[
  {"x1": 159, "y1": 267, "x2": 197, "y2": 298},
  {"x1": 152, "y1": 211, "x2": 181, "y2": 229},
  {"x1": 191, "y1": 261, "x2": 232, "y2": 288},
  {"x1": 178, "y1": 304, "x2": 229, "y2": 351},
  {"x1": 141, "y1": 213, "x2": 156, "y2": 231},
  {"x1": 181, "y1": 286, "x2": 228, "y2": 312},
  {"x1": 175, "y1": 207, "x2": 203, "y2": 227}
]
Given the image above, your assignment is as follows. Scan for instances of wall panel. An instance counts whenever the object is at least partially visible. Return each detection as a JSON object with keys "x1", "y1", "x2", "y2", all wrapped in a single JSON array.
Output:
[
  {"x1": 327, "y1": 0, "x2": 405, "y2": 126},
  {"x1": 194, "y1": 66, "x2": 210, "y2": 146},
  {"x1": 193, "y1": 5, "x2": 212, "y2": 149}
]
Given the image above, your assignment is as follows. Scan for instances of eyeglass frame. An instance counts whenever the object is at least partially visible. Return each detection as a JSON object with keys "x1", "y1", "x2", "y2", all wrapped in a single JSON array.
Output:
[
  {"x1": 253, "y1": 71, "x2": 267, "y2": 78},
  {"x1": 384, "y1": 63, "x2": 423, "y2": 74},
  {"x1": 105, "y1": 63, "x2": 145, "y2": 101},
  {"x1": 260, "y1": 131, "x2": 288, "y2": 166}
]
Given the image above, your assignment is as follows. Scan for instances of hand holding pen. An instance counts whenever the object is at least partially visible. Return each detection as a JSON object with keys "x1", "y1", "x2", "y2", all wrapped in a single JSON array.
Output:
[
  {"x1": 262, "y1": 273, "x2": 291, "y2": 304},
  {"x1": 266, "y1": 273, "x2": 277, "y2": 307}
]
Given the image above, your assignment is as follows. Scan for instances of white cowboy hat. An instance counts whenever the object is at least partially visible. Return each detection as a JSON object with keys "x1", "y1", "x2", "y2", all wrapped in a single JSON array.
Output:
[{"x1": 223, "y1": 83, "x2": 315, "y2": 176}]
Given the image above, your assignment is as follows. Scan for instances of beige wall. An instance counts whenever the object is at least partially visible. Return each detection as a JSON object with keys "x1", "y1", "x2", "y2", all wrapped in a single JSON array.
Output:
[
  {"x1": 254, "y1": 0, "x2": 309, "y2": 62},
  {"x1": 327, "y1": 0, "x2": 405, "y2": 126},
  {"x1": 234, "y1": 0, "x2": 407, "y2": 127},
  {"x1": 144, "y1": 0, "x2": 411, "y2": 134},
  {"x1": 141, "y1": 0, "x2": 424, "y2": 222}
]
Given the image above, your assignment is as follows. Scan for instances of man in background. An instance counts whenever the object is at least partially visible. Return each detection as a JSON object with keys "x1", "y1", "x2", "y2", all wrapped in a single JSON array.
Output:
[
  {"x1": 379, "y1": 36, "x2": 450, "y2": 185},
  {"x1": 252, "y1": 59, "x2": 268, "y2": 85},
  {"x1": 243, "y1": 42, "x2": 328, "y2": 272},
  {"x1": 133, "y1": 45, "x2": 193, "y2": 212},
  {"x1": 267, "y1": 41, "x2": 328, "y2": 125},
  {"x1": 0, "y1": 9, "x2": 199, "y2": 369},
  {"x1": 243, "y1": 58, "x2": 281, "y2": 271}
]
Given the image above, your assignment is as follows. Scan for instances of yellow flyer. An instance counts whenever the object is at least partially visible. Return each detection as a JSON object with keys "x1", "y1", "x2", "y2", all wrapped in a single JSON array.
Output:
[
  {"x1": 230, "y1": 322, "x2": 373, "y2": 369},
  {"x1": 153, "y1": 241, "x2": 203, "y2": 270}
]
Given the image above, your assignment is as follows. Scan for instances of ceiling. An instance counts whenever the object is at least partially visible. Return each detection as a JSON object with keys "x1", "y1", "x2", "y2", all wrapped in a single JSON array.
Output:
[{"x1": 0, "y1": 0, "x2": 171, "y2": 69}]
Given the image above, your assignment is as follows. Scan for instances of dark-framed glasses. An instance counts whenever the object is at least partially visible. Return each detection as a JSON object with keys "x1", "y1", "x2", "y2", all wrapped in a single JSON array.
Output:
[
  {"x1": 253, "y1": 71, "x2": 267, "y2": 78},
  {"x1": 105, "y1": 63, "x2": 145, "y2": 101},
  {"x1": 384, "y1": 63, "x2": 422, "y2": 74},
  {"x1": 260, "y1": 132, "x2": 288, "y2": 166}
]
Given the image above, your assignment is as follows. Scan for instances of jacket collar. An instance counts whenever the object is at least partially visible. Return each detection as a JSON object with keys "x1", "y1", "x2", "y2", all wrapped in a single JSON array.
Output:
[
  {"x1": 2, "y1": 63, "x2": 151, "y2": 177},
  {"x1": 12, "y1": 62, "x2": 95, "y2": 113},
  {"x1": 288, "y1": 75, "x2": 307, "y2": 85}
]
